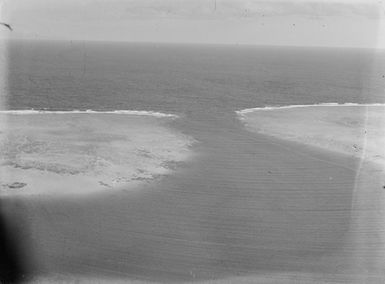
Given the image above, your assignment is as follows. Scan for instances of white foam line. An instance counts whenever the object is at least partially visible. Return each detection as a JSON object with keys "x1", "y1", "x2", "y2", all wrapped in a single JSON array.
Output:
[
  {"x1": 0, "y1": 109, "x2": 178, "y2": 118},
  {"x1": 236, "y1": 103, "x2": 385, "y2": 116}
]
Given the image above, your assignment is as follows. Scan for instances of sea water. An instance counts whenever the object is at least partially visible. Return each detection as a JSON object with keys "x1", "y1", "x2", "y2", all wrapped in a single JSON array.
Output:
[{"x1": 2, "y1": 41, "x2": 385, "y2": 282}]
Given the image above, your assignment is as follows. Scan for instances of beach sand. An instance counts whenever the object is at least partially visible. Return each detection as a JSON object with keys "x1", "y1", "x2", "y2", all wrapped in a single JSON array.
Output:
[{"x1": 0, "y1": 113, "x2": 194, "y2": 196}]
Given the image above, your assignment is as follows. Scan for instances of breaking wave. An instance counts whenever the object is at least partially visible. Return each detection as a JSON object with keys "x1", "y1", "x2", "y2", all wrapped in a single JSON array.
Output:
[
  {"x1": 0, "y1": 109, "x2": 178, "y2": 118},
  {"x1": 236, "y1": 103, "x2": 385, "y2": 116}
]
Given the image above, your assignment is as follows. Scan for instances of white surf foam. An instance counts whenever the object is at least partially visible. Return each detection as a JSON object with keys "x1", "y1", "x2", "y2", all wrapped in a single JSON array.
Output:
[
  {"x1": 0, "y1": 109, "x2": 178, "y2": 118},
  {"x1": 236, "y1": 103, "x2": 385, "y2": 116}
]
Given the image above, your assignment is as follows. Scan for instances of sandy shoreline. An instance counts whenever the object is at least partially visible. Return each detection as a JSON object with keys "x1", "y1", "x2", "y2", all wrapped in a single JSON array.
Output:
[{"x1": 0, "y1": 112, "x2": 194, "y2": 196}]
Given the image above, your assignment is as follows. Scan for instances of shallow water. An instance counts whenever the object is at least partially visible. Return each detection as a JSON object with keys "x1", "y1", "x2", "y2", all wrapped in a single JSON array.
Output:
[{"x1": 3, "y1": 109, "x2": 361, "y2": 282}]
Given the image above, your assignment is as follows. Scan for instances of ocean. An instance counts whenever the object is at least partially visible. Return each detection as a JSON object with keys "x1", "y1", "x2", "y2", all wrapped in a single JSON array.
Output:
[
  {"x1": 2, "y1": 41, "x2": 385, "y2": 282},
  {"x1": 7, "y1": 41, "x2": 385, "y2": 112}
]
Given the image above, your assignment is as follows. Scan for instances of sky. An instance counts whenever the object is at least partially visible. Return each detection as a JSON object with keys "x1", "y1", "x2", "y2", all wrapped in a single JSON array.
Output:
[{"x1": 0, "y1": 0, "x2": 385, "y2": 48}]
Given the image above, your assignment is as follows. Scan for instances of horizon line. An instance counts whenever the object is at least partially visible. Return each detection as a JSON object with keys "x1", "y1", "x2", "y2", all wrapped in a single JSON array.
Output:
[{"x1": 1, "y1": 38, "x2": 383, "y2": 51}]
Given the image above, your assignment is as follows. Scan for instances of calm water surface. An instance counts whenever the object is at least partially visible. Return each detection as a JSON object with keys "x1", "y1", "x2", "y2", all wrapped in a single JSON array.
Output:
[{"x1": 2, "y1": 41, "x2": 385, "y2": 282}]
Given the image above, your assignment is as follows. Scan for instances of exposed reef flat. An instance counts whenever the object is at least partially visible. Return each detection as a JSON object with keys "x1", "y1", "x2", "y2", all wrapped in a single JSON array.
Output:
[
  {"x1": 237, "y1": 104, "x2": 385, "y2": 167},
  {"x1": 0, "y1": 112, "x2": 194, "y2": 196}
]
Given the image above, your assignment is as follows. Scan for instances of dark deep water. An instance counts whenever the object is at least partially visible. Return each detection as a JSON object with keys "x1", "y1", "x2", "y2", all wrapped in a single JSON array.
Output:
[
  {"x1": 2, "y1": 40, "x2": 385, "y2": 282},
  {"x1": 6, "y1": 40, "x2": 385, "y2": 112}
]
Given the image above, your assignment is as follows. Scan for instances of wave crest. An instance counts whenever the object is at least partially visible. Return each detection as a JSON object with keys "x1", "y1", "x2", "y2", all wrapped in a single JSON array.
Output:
[
  {"x1": 236, "y1": 103, "x2": 385, "y2": 116},
  {"x1": 0, "y1": 109, "x2": 178, "y2": 118}
]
